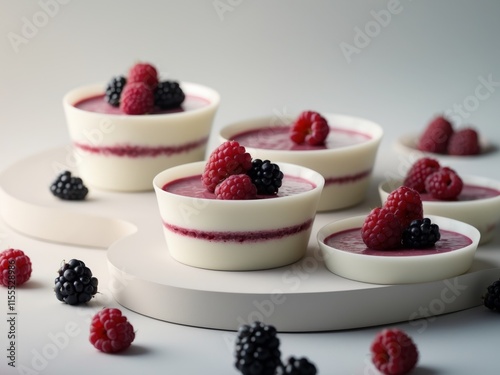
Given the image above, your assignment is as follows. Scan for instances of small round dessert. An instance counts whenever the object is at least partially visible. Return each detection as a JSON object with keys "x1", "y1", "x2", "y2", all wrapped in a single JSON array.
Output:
[
  {"x1": 379, "y1": 176, "x2": 500, "y2": 244},
  {"x1": 153, "y1": 161, "x2": 324, "y2": 271},
  {"x1": 219, "y1": 113, "x2": 383, "y2": 211},
  {"x1": 318, "y1": 215, "x2": 480, "y2": 284},
  {"x1": 63, "y1": 82, "x2": 220, "y2": 192}
]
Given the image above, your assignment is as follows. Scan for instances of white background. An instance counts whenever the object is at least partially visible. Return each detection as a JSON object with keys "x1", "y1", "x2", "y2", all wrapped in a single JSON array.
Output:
[{"x1": 1, "y1": 1, "x2": 500, "y2": 374}]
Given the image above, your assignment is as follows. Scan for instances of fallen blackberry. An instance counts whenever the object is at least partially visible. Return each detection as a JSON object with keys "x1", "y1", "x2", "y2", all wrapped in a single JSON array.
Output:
[
  {"x1": 277, "y1": 356, "x2": 317, "y2": 375},
  {"x1": 247, "y1": 159, "x2": 284, "y2": 195},
  {"x1": 105, "y1": 75, "x2": 127, "y2": 107},
  {"x1": 54, "y1": 259, "x2": 98, "y2": 305},
  {"x1": 402, "y1": 218, "x2": 440, "y2": 249},
  {"x1": 484, "y1": 278, "x2": 500, "y2": 312},
  {"x1": 235, "y1": 321, "x2": 281, "y2": 375},
  {"x1": 50, "y1": 171, "x2": 88, "y2": 201},
  {"x1": 154, "y1": 80, "x2": 185, "y2": 109}
]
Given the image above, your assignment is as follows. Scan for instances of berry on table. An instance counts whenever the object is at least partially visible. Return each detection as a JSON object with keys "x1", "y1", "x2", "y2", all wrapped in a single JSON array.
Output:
[
  {"x1": 483, "y1": 278, "x2": 500, "y2": 312},
  {"x1": 402, "y1": 218, "x2": 441, "y2": 248},
  {"x1": 50, "y1": 170, "x2": 88, "y2": 201},
  {"x1": 403, "y1": 157, "x2": 440, "y2": 193},
  {"x1": 371, "y1": 328, "x2": 419, "y2": 375},
  {"x1": 119, "y1": 82, "x2": 154, "y2": 115},
  {"x1": 276, "y1": 356, "x2": 317, "y2": 375},
  {"x1": 447, "y1": 127, "x2": 481, "y2": 156},
  {"x1": 0, "y1": 248, "x2": 32, "y2": 287},
  {"x1": 247, "y1": 159, "x2": 284, "y2": 195},
  {"x1": 234, "y1": 321, "x2": 282, "y2": 375},
  {"x1": 215, "y1": 174, "x2": 257, "y2": 200},
  {"x1": 202, "y1": 141, "x2": 253, "y2": 192},
  {"x1": 425, "y1": 167, "x2": 463, "y2": 200},
  {"x1": 104, "y1": 75, "x2": 127, "y2": 107},
  {"x1": 89, "y1": 307, "x2": 135, "y2": 353},
  {"x1": 384, "y1": 186, "x2": 423, "y2": 229},
  {"x1": 54, "y1": 259, "x2": 98, "y2": 305},
  {"x1": 417, "y1": 115, "x2": 454, "y2": 154},
  {"x1": 154, "y1": 80, "x2": 185, "y2": 109},
  {"x1": 290, "y1": 111, "x2": 330, "y2": 146},
  {"x1": 127, "y1": 62, "x2": 159, "y2": 89},
  {"x1": 361, "y1": 207, "x2": 403, "y2": 250}
]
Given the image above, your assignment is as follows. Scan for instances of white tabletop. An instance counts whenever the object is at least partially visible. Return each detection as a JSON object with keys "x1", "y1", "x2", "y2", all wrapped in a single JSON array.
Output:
[{"x1": 1, "y1": 1, "x2": 500, "y2": 374}]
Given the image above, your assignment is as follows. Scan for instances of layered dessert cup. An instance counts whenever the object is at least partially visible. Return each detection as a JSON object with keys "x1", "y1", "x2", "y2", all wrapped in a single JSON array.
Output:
[
  {"x1": 63, "y1": 82, "x2": 220, "y2": 192},
  {"x1": 379, "y1": 176, "x2": 500, "y2": 244},
  {"x1": 153, "y1": 161, "x2": 324, "y2": 271},
  {"x1": 318, "y1": 215, "x2": 480, "y2": 284},
  {"x1": 219, "y1": 113, "x2": 383, "y2": 211}
]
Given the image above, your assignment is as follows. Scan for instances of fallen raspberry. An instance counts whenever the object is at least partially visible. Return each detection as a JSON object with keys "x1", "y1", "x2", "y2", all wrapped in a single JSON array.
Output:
[
  {"x1": 0, "y1": 248, "x2": 32, "y2": 287},
  {"x1": 447, "y1": 127, "x2": 480, "y2": 156},
  {"x1": 202, "y1": 141, "x2": 253, "y2": 192},
  {"x1": 371, "y1": 328, "x2": 419, "y2": 375},
  {"x1": 425, "y1": 167, "x2": 463, "y2": 200},
  {"x1": 417, "y1": 116, "x2": 454, "y2": 154},
  {"x1": 361, "y1": 207, "x2": 403, "y2": 250},
  {"x1": 119, "y1": 82, "x2": 154, "y2": 115},
  {"x1": 290, "y1": 111, "x2": 330, "y2": 146},
  {"x1": 215, "y1": 174, "x2": 257, "y2": 200},
  {"x1": 128, "y1": 62, "x2": 159, "y2": 89},
  {"x1": 403, "y1": 157, "x2": 441, "y2": 193},
  {"x1": 384, "y1": 186, "x2": 423, "y2": 229},
  {"x1": 89, "y1": 307, "x2": 135, "y2": 353}
]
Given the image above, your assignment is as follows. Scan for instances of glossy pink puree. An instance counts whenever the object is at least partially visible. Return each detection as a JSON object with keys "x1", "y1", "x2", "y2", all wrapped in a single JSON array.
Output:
[
  {"x1": 325, "y1": 228, "x2": 472, "y2": 256},
  {"x1": 421, "y1": 184, "x2": 500, "y2": 202}
]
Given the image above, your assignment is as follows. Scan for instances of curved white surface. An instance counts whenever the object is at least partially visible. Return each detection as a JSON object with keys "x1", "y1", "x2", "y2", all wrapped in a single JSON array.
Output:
[{"x1": 1, "y1": 147, "x2": 500, "y2": 332}]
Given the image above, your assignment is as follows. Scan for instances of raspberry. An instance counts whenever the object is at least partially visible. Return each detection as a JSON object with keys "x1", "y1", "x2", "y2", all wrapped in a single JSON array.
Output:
[
  {"x1": 104, "y1": 75, "x2": 127, "y2": 107},
  {"x1": 247, "y1": 159, "x2": 284, "y2": 195},
  {"x1": 235, "y1": 321, "x2": 282, "y2": 375},
  {"x1": 447, "y1": 127, "x2": 480, "y2": 156},
  {"x1": 403, "y1": 157, "x2": 440, "y2": 193},
  {"x1": 361, "y1": 207, "x2": 403, "y2": 250},
  {"x1": 154, "y1": 80, "x2": 185, "y2": 109},
  {"x1": 384, "y1": 186, "x2": 423, "y2": 229},
  {"x1": 371, "y1": 328, "x2": 418, "y2": 375},
  {"x1": 0, "y1": 249, "x2": 32, "y2": 287},
  {"x1": 50, "y1": 171, "x2": 88, "y2": 201},
  {"x1": 215, "y1": 174, "x2": 257, "y2": 200},
  {"x1": 202, "y1": 141, "x2": 252, "y2": 192},
  {"x1": 402, "y1": 218, "x2": 441, "y2": 248},
  {"x1": 119, "y1": 82, "x2": 154, "y2": 115},
  {"x1": 89, "y1": 307, "x2": 135, "y2": 353},
  {"x1": 277, "y1": 356, "x2": 317, "y2": 375},
  {"x1": 483, "y1": 278, "x2": 500, "y2": 312},
  {"x1": 417, "y1": 115, "x2": 454, "y2": 154},
  {"x1": 425, "y1": 167, "x2": 463, "y2": 200},
  {"x1": 127, "y1": 62, "x2": 158, "y2": 89},
  {"x1": 54, "y1": 259, "x2": 98, "y2": 305},
  {"x1": 290, "y1": 111, "x2": 330, "y2": 146}
]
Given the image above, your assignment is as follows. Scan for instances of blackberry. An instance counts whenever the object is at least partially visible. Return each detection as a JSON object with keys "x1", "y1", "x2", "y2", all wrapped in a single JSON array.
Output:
[
  {"x1": 402, "y1": 218, "x2": 440, "y2": 249},
  {"x1": 154, "y1": 80, "x2": 185, "y2": 109},
  {"x1": 50, "y1": 171, "x2": 88, "y2": 200},
  {"x1": 484, "y1": 279, "x2": 500, "y2": 312},
  {"x1": 54, "y1": 259, "x2": 98, "y2": 305},
  {"x1": 247, "y1": 159, "x2": 284, "y2": 195},
  {"x1": 277, "y1": 356, "x2": 317, "y2": 375},
  {"x1": 235, "y1": 321, "x2": 282, "y2": 375},
  {"x1": 105, "y1": 75, "x2": 127, "y2": 107}
]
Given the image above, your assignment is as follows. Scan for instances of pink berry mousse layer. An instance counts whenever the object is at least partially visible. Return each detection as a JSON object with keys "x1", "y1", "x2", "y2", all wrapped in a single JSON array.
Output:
[{"x1": 324, "y1": 228, "x2": 472, "y2": 257}]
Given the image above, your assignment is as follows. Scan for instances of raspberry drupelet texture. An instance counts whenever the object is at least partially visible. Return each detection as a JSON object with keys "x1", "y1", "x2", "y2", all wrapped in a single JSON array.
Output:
[
  {"x1": 0, "y1": 249, "x2": 32, "y2": 287},
  {"x1": 402, "y1": 218, "x2": 441, "y2": 248},
  {"x1": 89, "y1": 307, "x2": 135, "y2": 353},
  {"x1": 104, "y1": 75, "x2": 127, "y2": 107},
  {"x1": 484, "y1": 278, "x2": 500, "y2": 312},
  {"x1": 215, "y1": 174, "x2": 257, "y2": 200},
  {"x1": 425, "y1": 167, "x2": 463, "y2": 200},
  {"x1": 202, "y1": 141, "x2": 253, "y2": 192},
  {"x1": 417, "y1": 115, "x2": 454, "y2": 154},
  {"x1": 371, "y1": 328, "x2": 418, "y2": 375},
  {"x1": 235, "y1": 321, "x2": 282, "y2": 375},
  {"x1": 127, "y1": 62, "x2": 159, "y2": 89},
  {"x1": 290, "y1": 111, "x2": 330, "y2": 146},
  {"x1": 154, "y1": 80, "x2": 185, "y2": 109},
  {"x1": 447, "y1": 127, "x2": 481, "y2": 156},
  {"x1": 247, "y1": 159, "x2": 284, "y2": 195},
  {"x1": 276, "y1": 356, "x2": 318, "y2": 375},
  {"x1": 361, "y1": 207, "x2": 403, "y2": 250},
  {"x1": 384, "y1": 186, "x2": 423, "y2": 229},
  {"x1": 403, "y1": 157, "x2": 441, "y2": 193},
  {"x1": 54, "y1": 259, "x2": 98, "y2": 305},
  {"x1": 119, "y1": 82, "x2": 154, "y2": 115},
  {"x1": 50, "y1": 170, "x2": 88, "y2": 201}
]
